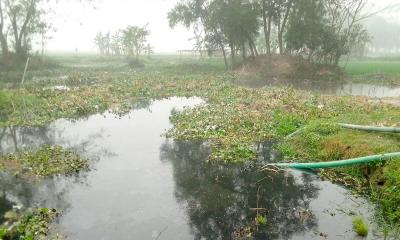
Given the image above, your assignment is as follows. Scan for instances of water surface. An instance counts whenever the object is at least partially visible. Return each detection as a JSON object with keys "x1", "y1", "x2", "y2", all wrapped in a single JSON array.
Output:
[
  {"x1": 235, "y1": 78, "x2": 400, "y2": 98},
  {"x1": 0, "y1": 97, "x2": 386, "y2": 239}
]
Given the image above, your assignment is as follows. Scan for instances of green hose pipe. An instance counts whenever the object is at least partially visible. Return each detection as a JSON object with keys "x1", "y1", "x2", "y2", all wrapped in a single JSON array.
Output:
[
  {"x1": 272, "y1": 152, "x2": 400, "y2": 169},
  {"x1": 339, "y1": 123, "x2": 400, "y2": 133}
]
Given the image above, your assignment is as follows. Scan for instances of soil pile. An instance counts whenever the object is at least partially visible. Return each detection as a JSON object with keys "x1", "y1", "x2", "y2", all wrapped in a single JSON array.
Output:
[{"x1": 234, "y1": 54, "x2": 344, "y2": 81}]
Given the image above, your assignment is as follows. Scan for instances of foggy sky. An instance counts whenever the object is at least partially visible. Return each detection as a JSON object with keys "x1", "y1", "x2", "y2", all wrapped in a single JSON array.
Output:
[{"x1": 44, "y1": 0, "x2": 400, "y2": 54}]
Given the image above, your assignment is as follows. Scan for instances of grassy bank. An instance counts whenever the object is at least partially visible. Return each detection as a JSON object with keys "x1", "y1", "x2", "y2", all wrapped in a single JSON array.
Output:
[{"x1": 0, "y1": 55, "x2": 399, "y2": 229}]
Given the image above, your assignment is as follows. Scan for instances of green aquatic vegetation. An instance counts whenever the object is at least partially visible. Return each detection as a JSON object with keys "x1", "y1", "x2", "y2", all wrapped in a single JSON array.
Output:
[
  {"x1": 1, "y1": 55, "x2": 400, "y2": 227},
  {"x1": 256, "y1": 215, "x2": 267, "y2": 225},
  {"x1": 371, "y1": 160, "x2": 400, "y2": 223},
  {"x1": 352, "y1": 216, "x2": 369, "y2": 237},
  {"x1": 0, "y1": 145, "x2": 88, "y2": 177},
  {"x1": 0, "y1": 208, "x2": 59, "y2": 240}
]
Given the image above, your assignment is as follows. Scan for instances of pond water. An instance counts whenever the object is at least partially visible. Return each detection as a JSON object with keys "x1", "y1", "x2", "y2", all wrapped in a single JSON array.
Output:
[
  {"x1": 235, "y1": 78, "x2": 400, "y2": 98},
  {"x1": 0, "y1": 97, "x2": 388, "y2": 239}
]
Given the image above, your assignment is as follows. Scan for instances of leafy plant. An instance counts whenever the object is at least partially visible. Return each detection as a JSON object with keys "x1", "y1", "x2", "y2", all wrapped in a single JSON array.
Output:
[
  {"x1": 256, "y1": 215, "x2": 267, "y2": 225},
  {"x1": 352, "y1": 216, "x2": 368, "y2": 237}
]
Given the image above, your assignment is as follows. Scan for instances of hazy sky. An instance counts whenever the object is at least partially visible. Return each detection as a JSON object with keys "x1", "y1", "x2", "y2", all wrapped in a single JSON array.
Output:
[{"x1": 44, "y1": 0, "x2": 400, "y2": 54}]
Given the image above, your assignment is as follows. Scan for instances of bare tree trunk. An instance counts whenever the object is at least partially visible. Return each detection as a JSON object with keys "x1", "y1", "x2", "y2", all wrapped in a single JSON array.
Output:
[
  {"x1": 262, "y1": 0, "x2": 272, "y2": 54},
  {"x1": 241, "y1": 41, "x2": 246, "y2": 60},
  {"x1": 249, "y1": 42, "x2": 255, "y2": 58},
  {"x1": 219, "y1": 41, "x2": 228, "y2": 70},
  {"x1": 277, "y1": 0, "x2": 293, "y2": 54},
  {"x1": 250, "y1": 37, "x2": 258, "y2": 56},
  {"x1": 266, "y1": 15, "x2": 272, "y2": 54},
  {"x1": 0, "y1": 0, "x2": 8, "y2": 56},
  {"x1": 230, "y1": 42, "x2": 235, "y2": 66},
  {"x1": 278, "y1": 31, "x2": 283, "y2": 54}
]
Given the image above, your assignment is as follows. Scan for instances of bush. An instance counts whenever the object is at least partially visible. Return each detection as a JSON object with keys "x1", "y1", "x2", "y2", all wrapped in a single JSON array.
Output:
[{"x1": 127, "y1": 58, "x2": 145, "y2": 69}]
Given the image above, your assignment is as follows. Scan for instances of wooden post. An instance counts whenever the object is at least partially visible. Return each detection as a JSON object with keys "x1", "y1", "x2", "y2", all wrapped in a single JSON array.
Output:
[{"x1": 21, "y1": 57, "x2": 30, "y2": 87}]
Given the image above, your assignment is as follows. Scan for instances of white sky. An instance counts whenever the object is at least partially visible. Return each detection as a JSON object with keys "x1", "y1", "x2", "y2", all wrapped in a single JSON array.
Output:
[{"x1": 44, "y1": 0, "x2": 400, "y2": 54}]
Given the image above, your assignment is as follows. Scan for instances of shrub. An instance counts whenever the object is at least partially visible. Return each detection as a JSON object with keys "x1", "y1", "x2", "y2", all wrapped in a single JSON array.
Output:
[{"x1": 127, "y1": 58, "x2": 145, "y2": 69}]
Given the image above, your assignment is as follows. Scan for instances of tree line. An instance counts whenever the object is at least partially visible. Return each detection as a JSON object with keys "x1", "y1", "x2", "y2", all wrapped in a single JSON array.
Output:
[
  {"x1": 168, "y1": 0, "x2": 370, "y2": 69},
  {"x1": 94, "y1": 25, "x2": 153, "y2": 58}
]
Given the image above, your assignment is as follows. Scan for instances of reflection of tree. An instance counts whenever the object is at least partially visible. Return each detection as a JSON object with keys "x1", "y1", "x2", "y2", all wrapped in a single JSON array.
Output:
[
  {"x1": 0, "y1": 194, "x2": 13, "y2": 222},
  {"x1": 160, "y1": 141, "x2": 320, "y2": 240},
  {"x1": 0, "y1": 120, "x2": 114, "y2": 220}
]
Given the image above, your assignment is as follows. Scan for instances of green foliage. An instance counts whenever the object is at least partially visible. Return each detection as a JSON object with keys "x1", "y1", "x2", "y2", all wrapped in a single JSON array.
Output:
[
  {"x1": 94, "y1": 25, "x2": 151, "y2": 57},
  {"x1": 372, "y1": 160, "x2": 400, "y2": 223},
  {"x1": 256, "y1": 215, "x2": 267, "y2": 225},
  {"x1": 272, "y1": 111, "x2": 304, "y2": 137},
  {"x1": 127, "y1": 58, "x2": 145, "y2": 69},
  {"x1": 0, "y1": 145, "x2": 88, "y2": 177},
  {"x1": 352, "y1": 216, "x2": 369, "y2": 237},
  {"x1": 0, "y1": 208, "x2": 58, "y2": 240},
  {"x1": 285, "y1": 0, "x2": 369, "y2": 65}
]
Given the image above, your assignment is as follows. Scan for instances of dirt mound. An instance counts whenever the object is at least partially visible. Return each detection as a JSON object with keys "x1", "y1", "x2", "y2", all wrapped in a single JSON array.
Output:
[{"x1": 234, "y1": 54, "x2": 343, "y2": 81}]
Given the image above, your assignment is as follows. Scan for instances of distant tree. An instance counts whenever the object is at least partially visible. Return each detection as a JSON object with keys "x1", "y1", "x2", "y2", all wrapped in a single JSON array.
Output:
[
  {"x1": 94, "y1": 32, "x2": 106, "y2": 55},
  {"x1": 144, "y1": 43, "x2": 153, "y2": 57},
  {"x1": 121, "y1": 25, "x2": 150, "y2": 58},
  {"x1": 110, "y1": 30, "x2": 122, "y2": 56},
  {"x1": 36, "y1": 21, "x2": 53, "y2": 56},
  {"x1": 95, "y1": 25, "x2": 151, "y2": 58}
]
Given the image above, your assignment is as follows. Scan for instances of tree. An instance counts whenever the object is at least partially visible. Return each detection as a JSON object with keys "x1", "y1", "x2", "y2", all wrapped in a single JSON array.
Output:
[
  {"x1": 110, "y1": 30, "x2": 122, "y2": 56},
  {"x1": 94, "y1": 32, "x2": 106, "y2": 55},
  {"x1": 169, "y1": 0, "x2": 260, "y2": 69},
  {"x1": 121, "y1": 25, "x2": 150, "y2": 58},
  {"x1": 261, "y1": 0, "x2": 274, "y2": 54},
  {"x1": 36, "y1": 21, "x2": 53, "y2": 55},
  {"x1": 0, "y1": 0, "x2": 9, "y2": 55},
  {"x1": 168, "y1": 0, "x2": 229, "y2": 69},
  {"x1": 4, "y1": 0, "x2": 44, "y2": 58},
  {"x1": 285, "y1": 0, "x2": 327, "y2": 60},
  {"x1": 285, "y1": 0, "x2": 369, "y2": 65},
  {"x1": 272, "y1": 0, "x2": 294, "y2": 54},
  {"x1": 94, "y1": 25, "x2": 150, "y2": 58}
]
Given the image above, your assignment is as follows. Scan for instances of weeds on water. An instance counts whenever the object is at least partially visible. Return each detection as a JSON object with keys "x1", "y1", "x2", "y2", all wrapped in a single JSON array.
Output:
[
  {"x1": 352, "y1": 216, "x2": 369, "y2": 237},
  {"x1": 0, "y1": 208, "x2": 59, "y2": 240},
  {"x1": 0, "y1": 145, "x2": 88, "y2": 177}
]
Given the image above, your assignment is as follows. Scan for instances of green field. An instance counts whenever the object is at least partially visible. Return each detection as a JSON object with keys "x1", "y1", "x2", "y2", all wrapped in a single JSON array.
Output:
[{"x1": 343, "y1": 58, "x2": 400, "y2": 85}]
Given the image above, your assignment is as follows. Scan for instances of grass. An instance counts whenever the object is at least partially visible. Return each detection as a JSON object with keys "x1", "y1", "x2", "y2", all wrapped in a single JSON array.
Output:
[
  {"x1": 343, "y1": 58, "x2": 400, "y2": 85},
  {"x1": 344, "y1": 58, "x2": 400, "y2": 76},
  {"x1": 352, "y1": 216, "x2": 369, "y2": 237}
]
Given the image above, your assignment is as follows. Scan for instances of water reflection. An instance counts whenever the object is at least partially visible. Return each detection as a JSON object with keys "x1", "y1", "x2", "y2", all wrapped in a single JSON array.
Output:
[
  {"x1": 0, "y1": 97, "x2": 383, "y2": 239},
  {"x1": 161, "y1": 141, "x2": 319, "y2": 239},
  {"x1": 235, "y1": 78, "x2": 400, "y2": 98}
]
